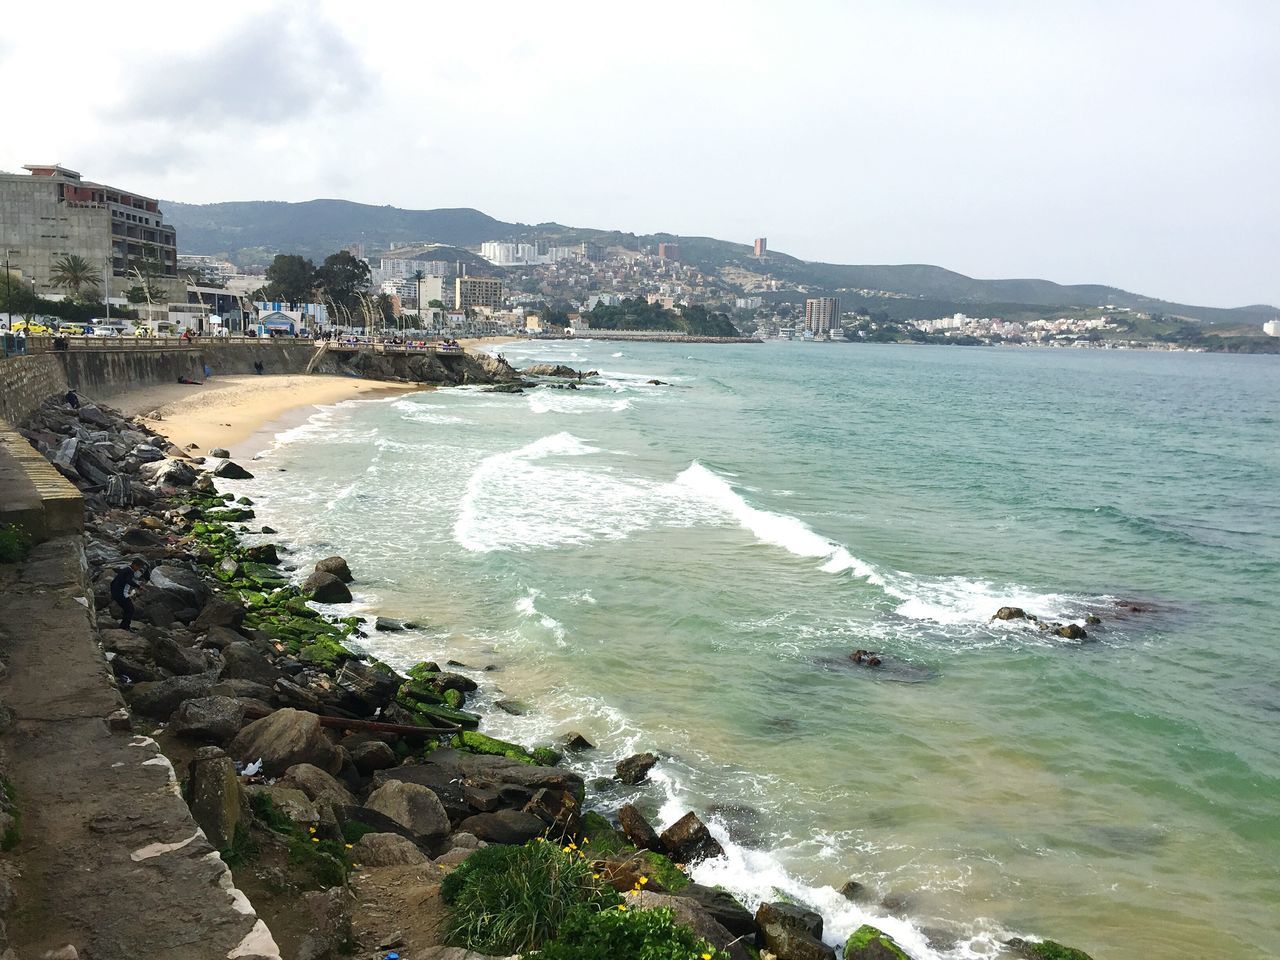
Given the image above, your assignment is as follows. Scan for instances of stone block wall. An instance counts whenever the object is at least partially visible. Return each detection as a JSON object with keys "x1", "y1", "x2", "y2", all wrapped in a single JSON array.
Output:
[{"x1": 0, "y1": 354, "x2": 70, "y2": 425}]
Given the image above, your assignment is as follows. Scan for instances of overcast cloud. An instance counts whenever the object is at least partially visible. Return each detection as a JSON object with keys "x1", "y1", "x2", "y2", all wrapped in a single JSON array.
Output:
[{"x1": 2, "y1": 0, "x2": 1276, "y2": 307}]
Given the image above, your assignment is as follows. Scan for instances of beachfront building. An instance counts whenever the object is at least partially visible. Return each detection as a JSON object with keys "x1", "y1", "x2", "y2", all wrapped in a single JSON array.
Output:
[
  {"x1": 0, "y1": 163, "x2": 181, "y2": 301},
  {"x1": 417, "y1": 275, "x2": 450, "y2": 306},
  {"x1": 455, "y1": 276, "x2": 503, "y2": 312},
  {"x1": 805, "y1": 297, "x2": 840, "y2": 337}
]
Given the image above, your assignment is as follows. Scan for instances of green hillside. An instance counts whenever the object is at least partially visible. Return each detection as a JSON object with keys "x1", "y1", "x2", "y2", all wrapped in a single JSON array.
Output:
[{"x1": 162, "y1": 198, "x2": 1277, "y2": 326}]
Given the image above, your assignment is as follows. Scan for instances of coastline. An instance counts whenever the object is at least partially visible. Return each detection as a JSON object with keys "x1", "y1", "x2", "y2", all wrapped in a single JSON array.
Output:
[{"x1": 101, "y1": 373, "x2": 419, "y2": 454}]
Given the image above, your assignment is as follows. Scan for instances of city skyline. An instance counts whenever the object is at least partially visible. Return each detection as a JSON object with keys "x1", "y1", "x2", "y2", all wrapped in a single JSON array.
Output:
[{"x1": 1, "y1": 0, "x2": 1276, "y2": 308}]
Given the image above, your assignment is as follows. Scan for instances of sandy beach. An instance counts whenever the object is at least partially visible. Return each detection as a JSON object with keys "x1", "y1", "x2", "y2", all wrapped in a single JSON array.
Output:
[{"x1": 101, "y1": 374, "x2": 418, "y2": 456}]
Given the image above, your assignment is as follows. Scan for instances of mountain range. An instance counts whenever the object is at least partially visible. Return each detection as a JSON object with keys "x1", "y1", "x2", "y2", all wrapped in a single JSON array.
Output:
[{"x1": 163, "y1": 198, "x2": 1277, "y2": 326}]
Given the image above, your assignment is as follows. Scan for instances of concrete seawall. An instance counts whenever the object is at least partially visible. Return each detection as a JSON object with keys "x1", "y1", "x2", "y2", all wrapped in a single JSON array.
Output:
[{"x1": 0, "y1": 342, "x2": 319, "y2": 423}]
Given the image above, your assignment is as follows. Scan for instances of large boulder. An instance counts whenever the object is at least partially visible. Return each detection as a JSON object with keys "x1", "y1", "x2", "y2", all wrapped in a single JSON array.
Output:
[
  {"x1": 297, "y1": 887, "x2": 354, "y2": 960},
  {"x1": 192, "y1": 597, "x2": 247, "y2": 631},
  {"x1": 616, "y1": 751, "x2": 659, "y2": 785},
  {"x1": 756, "y1": 902, "x2": 835, "y2": 960},
  {"x1": 212, "y1": 459, "x2": 254, "y2": 479},
  {"x1": 364, "y1": 781, "x2": 451, "y2": 842},
  {"x1": 350, "y1": 832, "x2": 431, "y2": 867},
  {"x1": 349, "y1": 740, "x2": 397, "y2": 775},
  {"x1": 456, "y1": 810, "x2": 547, "y2": 845},
  {"x1": 126, "y1": 674, "x2": 216, "y2": 719},
  {"x1": 314, "y1": 556, "x2": 353, "y2": 583},
  {"x1": 169, "y1": 696, "x2": 245, "y2": 742},
  {"x1": 229, "y1": 708, "x2": 340, "y2": 776},
  {"x1": 303, "y1": 571, "x2": 353, "y2": 604},
  {"x1": 220, "y1": 641, "x2": 280, "y2": 685},
  {"x1": 149, "y1": 565, "x2": 209, "y2": 607},
  {"x1": 992, "y1": 607, "x2": 1028, "y2": 621},
  {"x1": 149, "y1": 635, "x2": 207, "y2": 676},
  {"x1": 186, "y1": 747, "x2": 244, "y2": 850},
  {"x1": 677, "y1": 884, "x2": 757, "y2": 939},
  {"x1": 334, "y1": 660, "x2": 399, "y2": 713},
  {"x1": 280, "y1": 762, "x2": 358, "y2": 808},
  {"x1": 846, "y1": 925, "x2": 913, "y2": 960},
  {"x1": 618, "y1": 803, "x2": 663, "y2": 851},
  {"x1": 660, "y1": 811, "x2": 724, "y2": 864},
  {"x1": 138, "y1": 458, "x2": 197, "y2": 487}
]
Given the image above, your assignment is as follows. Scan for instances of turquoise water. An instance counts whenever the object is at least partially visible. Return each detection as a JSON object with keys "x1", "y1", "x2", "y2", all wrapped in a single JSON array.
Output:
[{"x1": 227, "y1": 341, "x2": 1280, "y2": 959}]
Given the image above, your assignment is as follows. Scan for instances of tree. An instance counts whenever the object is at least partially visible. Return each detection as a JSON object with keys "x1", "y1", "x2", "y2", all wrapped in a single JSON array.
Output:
[
  {"x1": 314, "y1": 251, "x2": 371, "y2": 315},
  {"x1": 49, "y1": 254, "x2": 103, "y2": 300},
  {"x1": 263, "y1": 254, "x2": 316, "y2": 303}
]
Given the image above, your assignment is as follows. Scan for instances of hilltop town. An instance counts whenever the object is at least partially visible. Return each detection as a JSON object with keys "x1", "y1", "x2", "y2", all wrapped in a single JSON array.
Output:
[{"x1": 3, "y1": 163, "x2": 1278, "y2": 352}]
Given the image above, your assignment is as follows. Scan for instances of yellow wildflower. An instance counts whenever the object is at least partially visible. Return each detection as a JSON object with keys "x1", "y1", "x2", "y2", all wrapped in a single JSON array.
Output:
[
  {"x1": 638, "y1": 876, "x2": 648, "y2": 884},
  {"x1": 310, "y1": 837, "x2": 320, "y2": 843},
  {"x1": 616, "y1": 904, "x2": 627, "y2": 911}
]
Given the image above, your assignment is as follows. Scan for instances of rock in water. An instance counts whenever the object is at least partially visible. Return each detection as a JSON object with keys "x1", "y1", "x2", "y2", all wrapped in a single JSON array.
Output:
[
  {"x1": 616, "y1": 751, "x2": 659, "y2": 785},
  {"x1": 755, "y1": 902, "x2": 835, "y2": 960},
  {"x1": 618, "y1": 803, "x2": 663, "y2": 851},
  {"x1": 1054, "y1": 623, "x2": 1089, "y2": 640},
  {"x1": 212, "y1": 459, "x2": 254, "y2": 479},
  {"x1": 303, "y1": 571, "x2": 353, "y2": 604},
  {"x1": 845, "y1": 924, "x2": 912, "y2": 960},
  {"x1": 660, "y1": 811, "x2": 724, "y2": 864},
  {"x1": 1006, "y1": 937, "x2": 1095, "y2": 960},
  {"x1": 993, "y1": 606, "x2": 1028, "y2": 620},
  {"x1": 209, "y1": 447, "x2": 231, "y2": 458},
  {"x1": 314, "y1": 555, "x2": 353, "y2": 583}
]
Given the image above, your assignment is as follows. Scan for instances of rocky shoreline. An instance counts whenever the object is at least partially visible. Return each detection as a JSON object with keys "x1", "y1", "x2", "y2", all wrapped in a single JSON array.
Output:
[{"x1": 5, "y1": 391, "x2": 1097, "y2": 960}]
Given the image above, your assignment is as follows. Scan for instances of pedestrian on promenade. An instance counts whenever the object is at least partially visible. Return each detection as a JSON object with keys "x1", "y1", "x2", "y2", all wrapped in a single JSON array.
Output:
[{"x1": 110, "y1": 559, "x2": 146, "y2": 631}]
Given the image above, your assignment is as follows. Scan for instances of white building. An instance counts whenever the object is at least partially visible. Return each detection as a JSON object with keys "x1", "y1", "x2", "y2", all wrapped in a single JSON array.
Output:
[
  {"x1": 1263, "y1": 319, "x2": 1280, "y2": 337},
  {"x1": 735, "y1": 296, "x2": 763, "y2": 310}
]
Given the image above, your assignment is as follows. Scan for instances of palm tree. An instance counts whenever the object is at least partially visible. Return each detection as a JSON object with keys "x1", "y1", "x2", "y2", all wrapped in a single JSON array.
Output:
[{"x1": 50, "y1": 254, "x2": 103, "y2": 299}]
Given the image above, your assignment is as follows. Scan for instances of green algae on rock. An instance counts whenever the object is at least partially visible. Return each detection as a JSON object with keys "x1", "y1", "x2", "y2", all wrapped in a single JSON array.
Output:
[{"x1": 845, "y1": 924, "x2": 912, "y2": 960}]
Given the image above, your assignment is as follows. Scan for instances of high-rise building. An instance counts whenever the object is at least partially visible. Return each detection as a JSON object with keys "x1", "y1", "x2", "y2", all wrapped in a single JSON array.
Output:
[
  {"x1": 0, "y1": 163, "x2": 179, "y2": 299},
  {"x1": 417, "y1": 275, "x2": 450, "y2": 306},
  {"x1": 657, "y1": 242, "x2": 681, "y2": 261},
  {"x1": 455, "y1": 276, "x2": 503, "y2": 312},
  {"x1": 754, "y1": 237, "x2": 767, "y2": 257},
  {"x1": 805, "y1": 297, "x2": 840, "y2": 336}
]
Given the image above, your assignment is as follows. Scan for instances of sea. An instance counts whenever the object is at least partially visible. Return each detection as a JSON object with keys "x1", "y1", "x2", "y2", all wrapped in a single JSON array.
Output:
[{"x1": 222, "y1": 339, "x2": 1280, "y2": 960}]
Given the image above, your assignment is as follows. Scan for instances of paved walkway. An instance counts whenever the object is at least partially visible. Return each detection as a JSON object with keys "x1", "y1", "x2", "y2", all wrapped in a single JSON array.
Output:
[{"x1": 0, "y1": 538, "x2": 280, "y2": 959}]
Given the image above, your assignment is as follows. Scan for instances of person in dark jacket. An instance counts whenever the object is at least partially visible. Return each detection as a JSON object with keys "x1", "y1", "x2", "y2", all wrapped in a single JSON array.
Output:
[{"x1": 110, "y1": 560, "x2": 145, "y2": 631}]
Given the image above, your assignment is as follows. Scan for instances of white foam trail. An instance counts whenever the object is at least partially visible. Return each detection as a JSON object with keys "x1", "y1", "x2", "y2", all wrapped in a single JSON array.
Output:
[
  {"x1": 674, "y1": 463, "x2": 885, "y2": 584},
  {"x1": 514, "y1": 588, "x2": 567, "y2": 645},
  {"x1": 611, "y1": 351, "x2": 624, "y2": 357},
  {"x1": 527, "y1": 392, "x2": 634, "y2": 415}
]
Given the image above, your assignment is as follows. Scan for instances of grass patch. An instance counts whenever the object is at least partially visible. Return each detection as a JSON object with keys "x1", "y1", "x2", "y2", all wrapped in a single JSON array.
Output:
[
  {"x1": 0, "y1": 524, "x2": 32, "y2": 564},
  {"x1": 442, "y1": 839, "x2": 621, "y2": 955},
  {"x1": 220, "y1": 821, "x2": 259, "y2": 868},
  {"x1": 534, "y1": 905, "x2": 728, "y2": 960},
  {"x1": 0, "y1": 776, "x2": 20, "y2": 851}
]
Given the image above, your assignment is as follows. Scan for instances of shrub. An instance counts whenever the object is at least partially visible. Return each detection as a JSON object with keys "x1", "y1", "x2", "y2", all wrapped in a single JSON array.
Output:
[
  {"x1": 0, "y1": 524, "x2": 32, "y2": 564},
  {"x1": 535, "y1": 905, "x2": 729, "y2": 960},
  {"x1": 442, "y1": 839, "x2": 621, "y2": 955}
]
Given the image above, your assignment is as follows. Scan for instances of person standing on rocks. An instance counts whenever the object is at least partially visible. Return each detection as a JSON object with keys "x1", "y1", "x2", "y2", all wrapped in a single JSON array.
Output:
[{"x1": 110, "y1": 559, "x2": 146, "y2": 631}]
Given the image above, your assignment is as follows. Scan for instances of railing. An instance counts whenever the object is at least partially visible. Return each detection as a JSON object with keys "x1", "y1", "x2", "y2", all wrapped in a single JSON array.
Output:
[{"x1": 11, "y1": 335, "x2": 467, "y2": 356}]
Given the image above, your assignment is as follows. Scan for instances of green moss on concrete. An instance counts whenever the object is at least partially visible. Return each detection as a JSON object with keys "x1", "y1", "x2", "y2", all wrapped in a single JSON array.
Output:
[{"x1": 845, "y1": 925, "x2": 910, "y2": 960}]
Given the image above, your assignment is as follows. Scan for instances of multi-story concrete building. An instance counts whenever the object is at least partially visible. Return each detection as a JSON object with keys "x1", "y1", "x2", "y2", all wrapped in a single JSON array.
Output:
[
  {"x1": 1263, "y1": 319, "x2": 1280, "y2": 337},
  {"x1": 805, "y1": 297, "x2": 840, "y2": 336},
  {"x1": 753, "y1": 237, "x2": 767, "y2": 257},
  {"x1": 657, "y1": 242, "x2": 681, "y2": 261},
  {"x1": 417, "y1": 275, "x2": 451, "y2": 306},
  {"x1": 0, "y1": 163, "x2": 179, "y2": 299},
  {"x1": 454, "y1": 275, "x2": 503, "y2": 312}
]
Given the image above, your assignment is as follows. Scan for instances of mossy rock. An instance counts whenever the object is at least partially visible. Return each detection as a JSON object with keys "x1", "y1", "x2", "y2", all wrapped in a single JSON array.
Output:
[
  {"x1": 298, "y1": 637, "x2": 351, "y2": 668},
  {"x1": 406, "y1": 661, "x2": 441, "y2": 682},
  {"x1": 639, "y1": 850, "x2": 689, "y2": 892},
  {"x1": 1007, "y1": 938, "x2": 1095, "y2": 960},
  {"x1": 205, "y1": 507, "x2": 256, "y2": 523},
  {"x1": 450, "y1": 730, "x2": 548, "y2": 762},
  {"x1": 443, "y1": 688, "x2": 464, "y2": 709},
  {"x1": 578, "y1": 811, "x2": 631, "y2": 857},
  {"x1": 398, "y1": 680, "x2": 446, "y2": 706},
  {"x1": 284, "y1": 597, "x2": 321, "y2": 620},
  {"x1": 398, "y1": 698, "x2": 480, "y2": 729},
  {"x1": 845, "y1": 924, "x2": 911, "y2": 960}
]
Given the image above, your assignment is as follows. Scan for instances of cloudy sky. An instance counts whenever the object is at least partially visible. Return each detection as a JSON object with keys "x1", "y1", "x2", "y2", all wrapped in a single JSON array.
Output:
[{"x1": 2, "y1": 0, "x2": 1276, "y2": 307}]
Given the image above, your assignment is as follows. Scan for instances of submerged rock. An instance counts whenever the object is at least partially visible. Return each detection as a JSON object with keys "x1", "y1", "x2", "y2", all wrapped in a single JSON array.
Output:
[
  {"x1": 616, "y1": 751, "x2": 659, "y2": 785},
  {"x1": 212, "y1": 459, "x2": 254, "y2": 480},
  {"x1": 993, "y1": 606, "x2": 1028, "y2": 621},
  {"x1": 845, "y1": 924, "x2": 912, "y2": 960},
  {"x1": 1006, "y1": 938, "x2": 1096, "y2": 960}
]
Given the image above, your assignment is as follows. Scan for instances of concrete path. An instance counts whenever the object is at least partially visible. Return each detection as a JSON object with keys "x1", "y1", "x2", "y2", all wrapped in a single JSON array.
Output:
[{"x1": 0, "y1": 538, "x2": 280, "y2": 959}]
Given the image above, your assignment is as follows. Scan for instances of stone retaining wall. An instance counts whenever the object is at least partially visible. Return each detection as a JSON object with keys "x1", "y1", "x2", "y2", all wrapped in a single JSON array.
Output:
[
  {"x1": 0, "y1": 342, "x2": 319, "y2": 422},
  {"x1": 0, "y1": 354, "x2": 70, "y2": 425}
]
